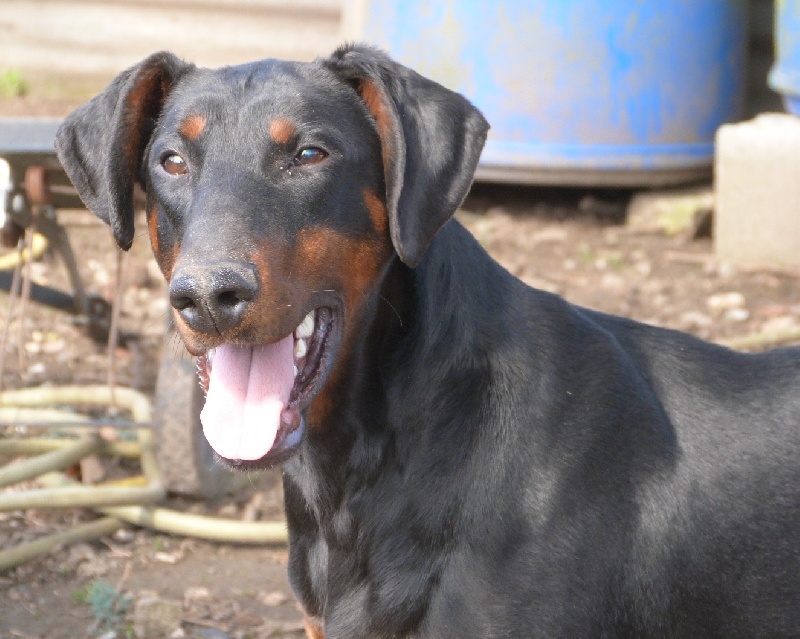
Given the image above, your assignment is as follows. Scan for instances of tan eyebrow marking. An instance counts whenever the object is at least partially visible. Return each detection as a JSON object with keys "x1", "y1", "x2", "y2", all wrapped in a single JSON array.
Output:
[
  {"x1": 178, "y1": 114, "x2": 207, "y2": 140},
  {"x1": 269, "y1": 117, "x2": 297, "y2": 145}
]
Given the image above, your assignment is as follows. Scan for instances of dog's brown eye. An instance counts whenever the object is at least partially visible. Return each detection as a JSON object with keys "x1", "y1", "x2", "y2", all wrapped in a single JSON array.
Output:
[
  {"x1": 162, "y1": 153, "x2": 188, "y2": 176},
  {"x1": 293, "y1": 147, "x2": 327, "y2": 167}
]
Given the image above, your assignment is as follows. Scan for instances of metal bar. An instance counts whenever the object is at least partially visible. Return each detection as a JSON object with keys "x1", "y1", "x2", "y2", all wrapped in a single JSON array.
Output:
[
  {"x1": 0, "y1": 118, "x2": 61, "y2": 156},
  {"x1": 35, "y1": 208, "x2": 90, "y2": 315},
  {"x1": 0, "y1": 270, "x2": 78, "y2": 313}
]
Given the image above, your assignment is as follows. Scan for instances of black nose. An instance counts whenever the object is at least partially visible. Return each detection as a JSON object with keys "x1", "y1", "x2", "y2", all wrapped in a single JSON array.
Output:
[{"x1": 169, "y1": 261, "x2": 258, "y2": 335}]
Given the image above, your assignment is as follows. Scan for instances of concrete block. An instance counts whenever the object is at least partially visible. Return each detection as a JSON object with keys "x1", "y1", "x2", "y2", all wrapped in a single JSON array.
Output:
[{"x1": 714, "y1": 113, "x2": 800, "y2": 269}]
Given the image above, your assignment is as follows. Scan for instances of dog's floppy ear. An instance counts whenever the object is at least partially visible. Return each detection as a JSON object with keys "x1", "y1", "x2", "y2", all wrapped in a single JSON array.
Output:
[
  {"x1": 55, "y1": 52, "x2": 190, "y2": 250},
  {"x1": 325, "y1": 44, "x2": 489, "y2": 267}
]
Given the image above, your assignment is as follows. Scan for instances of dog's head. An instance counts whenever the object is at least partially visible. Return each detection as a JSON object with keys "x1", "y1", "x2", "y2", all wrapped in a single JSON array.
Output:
[{"x1": 56, "y1": 45, "x2": 488, "y2": 467}]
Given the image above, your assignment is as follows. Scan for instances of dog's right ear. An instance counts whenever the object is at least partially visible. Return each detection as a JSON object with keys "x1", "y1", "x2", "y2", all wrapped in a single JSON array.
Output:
[{"x1": 55, "y1": 52, "x2": 190, "y2": 250}]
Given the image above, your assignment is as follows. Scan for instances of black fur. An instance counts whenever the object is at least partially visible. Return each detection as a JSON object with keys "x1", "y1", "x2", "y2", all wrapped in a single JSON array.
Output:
[{"x1": 56, "y1": 45, "x2": 800, "y2": 638}]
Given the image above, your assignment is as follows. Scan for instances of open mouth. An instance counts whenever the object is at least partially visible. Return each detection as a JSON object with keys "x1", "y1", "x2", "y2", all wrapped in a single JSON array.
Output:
[{"x1": 196, "y1": 306, "x2": 339, "y2": 467}]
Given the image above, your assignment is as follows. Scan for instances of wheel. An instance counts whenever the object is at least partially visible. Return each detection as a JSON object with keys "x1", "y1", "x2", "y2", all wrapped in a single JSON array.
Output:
[{"x1": 153, "y1": 330, "x2": 239, "y2": 499}]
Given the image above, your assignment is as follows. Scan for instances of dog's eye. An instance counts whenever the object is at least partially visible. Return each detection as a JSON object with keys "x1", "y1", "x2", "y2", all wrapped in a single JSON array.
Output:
[
  {"x1": 292, "y1": 147, "x2": 327, "y2": 167},
  {"x1": 162, "y1": 153, "x2": 188, "y2": 176}
]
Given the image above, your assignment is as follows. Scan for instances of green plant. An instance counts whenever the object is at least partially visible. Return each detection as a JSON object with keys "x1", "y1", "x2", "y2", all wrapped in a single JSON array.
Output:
[
  {"x1": 79, "y1": 580, "x2": 133, "y2": 636},
  {"x1": 0, "y1": 70, "x2": 27, "y2": 98}
]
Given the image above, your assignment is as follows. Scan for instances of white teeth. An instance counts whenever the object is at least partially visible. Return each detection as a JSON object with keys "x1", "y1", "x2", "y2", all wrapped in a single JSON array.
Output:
[
  {"x1": 292, "y1": 311, "x2": 314, "y2": 370},
  {"x1": 295, "y1": 311, "x2": 315, "y2": 339}
]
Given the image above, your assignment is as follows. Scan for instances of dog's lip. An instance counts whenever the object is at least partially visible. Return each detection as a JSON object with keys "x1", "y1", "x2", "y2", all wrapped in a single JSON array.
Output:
[{"x1": 196, "y1": 305, "x2": 342, "y2": 466}]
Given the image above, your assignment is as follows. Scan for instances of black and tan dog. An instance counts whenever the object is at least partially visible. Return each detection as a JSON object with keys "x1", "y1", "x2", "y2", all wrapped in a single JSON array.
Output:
[{"x1": 56, "y1": 45, "x2": 800, "y2": 638}]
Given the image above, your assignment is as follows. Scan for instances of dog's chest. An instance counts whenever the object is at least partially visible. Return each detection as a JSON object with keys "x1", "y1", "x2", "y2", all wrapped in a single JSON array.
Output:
[{"x1": 285, "y1": 463, "x2": 443, "y2": 638}]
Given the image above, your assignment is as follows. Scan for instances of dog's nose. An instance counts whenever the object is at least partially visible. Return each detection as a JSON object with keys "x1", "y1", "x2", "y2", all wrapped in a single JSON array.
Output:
[{"x1": 169, "y1": 261, "x2": 258, "y2": 334}]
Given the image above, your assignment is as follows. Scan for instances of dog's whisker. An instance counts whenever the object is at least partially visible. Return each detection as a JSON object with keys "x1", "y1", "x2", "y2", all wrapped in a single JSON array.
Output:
[{"x1": 379, "y1": 295, "x2": 402, "y2": 325}]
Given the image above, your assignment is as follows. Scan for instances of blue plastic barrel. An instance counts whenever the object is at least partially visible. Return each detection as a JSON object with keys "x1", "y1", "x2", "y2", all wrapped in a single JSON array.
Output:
[
  {"x1": 769, "y1": 0, "x2": 800, "y2": 115},
  {"x1": 344, "y1": 1, "x2": 749, "y2": 186}
]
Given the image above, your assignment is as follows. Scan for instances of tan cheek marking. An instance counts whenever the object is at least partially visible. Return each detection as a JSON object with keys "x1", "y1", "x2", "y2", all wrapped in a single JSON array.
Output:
[
  {"x1": 294, "y1": 227, "x2": 392, "y2": 425},
  {"x1": 146, "y1": 202, "x2": 178, "y2": 280},
  {"x1": 294, "y1": 228, "x2": 388, "y2": 313},
  {"x1": 160, "y1": 240, "x2": 180, "y2": 281},
  {"x1": 178, "y1": 114, "x2": 207, "y2": 140},
  {"x1": 363, "y1": 188, "x2": 389, "y2": 235},
  {"x1": 269, "y1": 118, "x2": 297, "y2": 145}
]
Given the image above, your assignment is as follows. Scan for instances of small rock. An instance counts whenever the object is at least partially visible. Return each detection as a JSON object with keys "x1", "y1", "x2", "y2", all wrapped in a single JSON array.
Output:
[
  {"x1": 88, "y1": 259, "x2": 112, "y2": 287},
  {"x1": 184, "y1": 586, "x2": 212, "y2": 602},
  {"x1": 762, "y1": 315, "x2": 798, "y2": 333},
  {"x1": 80, "y1": 454, "x2": 106, "y2": 484},
  {"x1": 626, "y1": 187, "x2": 714, "y2": 237},
  {"x1": 707, "y1": 292, "x2": 746, "y2": 311},
  {"x1": 40, "y1": 333, "x2": 66, "y2": 354},
  {"x1": 258, "y1": 591, "x2": 288, "y2": 606},
  {"x1": 24, "y1": 341, "x2": 41, "y2": 355},
  {"x1": 113, "y1": 528, "x2": 136, "y2": 544},
  {"x1": 531, "y1": 226, "x2": 567, "y2": 245},
  {"x1": 634, "y1": 260, "x2": 652, "y2": 277},
  {"x1": 133, "y1": 597, "x2": 183, "y2": 639},
  {"x1": 600, "y1": 273, "x2": 628, "y2": 293},
  {"x1": 25, "y1": 362, "x2": 46, "y2": 376},
  {"x1": 724, "y1": 308, "x2": 750, "y2": 322},
  {"x1": 154, "y1": 551, "x2": 182, "y2": 564}
]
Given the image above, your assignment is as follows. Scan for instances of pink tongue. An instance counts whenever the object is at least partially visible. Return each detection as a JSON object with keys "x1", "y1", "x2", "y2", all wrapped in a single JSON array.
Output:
[{"x1": 200, "y1": 338, "x2": 294, "y2": 461}]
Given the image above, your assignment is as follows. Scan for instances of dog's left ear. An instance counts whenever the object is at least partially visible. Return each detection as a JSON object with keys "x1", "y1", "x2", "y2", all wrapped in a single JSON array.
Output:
[{"x1": 325, "y1": 44, "x2": 489, "y2": 267}]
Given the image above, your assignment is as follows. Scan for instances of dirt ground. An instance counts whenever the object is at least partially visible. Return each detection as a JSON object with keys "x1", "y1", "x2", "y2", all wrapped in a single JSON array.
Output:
[{"x1": 2, "y1": 94, "x2": 800, "y2": 638}]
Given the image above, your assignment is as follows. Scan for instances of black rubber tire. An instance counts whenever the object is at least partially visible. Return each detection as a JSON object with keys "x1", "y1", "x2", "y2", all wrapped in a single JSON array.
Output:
[{"x1": 153, "y1": 333, "x2": 238, "y2": 499}]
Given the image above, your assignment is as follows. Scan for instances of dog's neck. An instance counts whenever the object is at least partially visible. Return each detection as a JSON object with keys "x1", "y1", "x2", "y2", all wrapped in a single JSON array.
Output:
[{"x1": 282, "y1": 218, "x2": 519, "y2": 516}]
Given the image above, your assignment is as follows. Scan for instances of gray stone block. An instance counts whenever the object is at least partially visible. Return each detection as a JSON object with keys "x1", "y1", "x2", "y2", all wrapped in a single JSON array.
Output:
[{"x1": 714, "y1": 114, "x2": 800, "y2": 268}]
